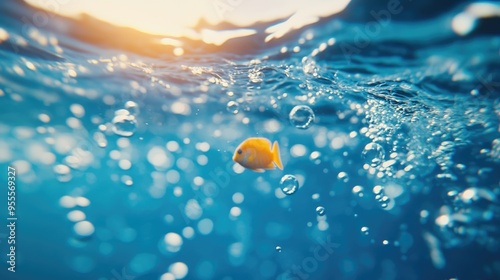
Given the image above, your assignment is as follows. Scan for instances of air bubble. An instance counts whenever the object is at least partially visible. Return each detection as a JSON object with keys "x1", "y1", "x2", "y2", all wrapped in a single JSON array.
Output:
[
  {"x1": 54, "y1": 164, "x2": 72, "y2": 182},
  {"x1": 276, "y1": 246, "x2": 282, "y2": 252},
  {"x1": 373, "y1": 185, "x2": 384, "y2": 195},
  {"x1": 74, "y1": 221, "x2": 95, "y2": 237},
  {"x1": 316, "y1": 206, "x2": 325, "y2": 216},
  {"x1": 289, "y1": 105, "x2": 315, "y2": 129},
  {"x1": 280, "y1": 174, "x2": 299, "y2": 195},
  {"x1": 362, "y1": 143, "x2": 385, "y2": 167},
  {"x1": 54, "y1": 164, "x2": 70, "y2": 175},
  {"x1": 125, "y1": 101, "x2": 139, "y2": 115},
  {"x1": 67, "y1": 210, "x2": 86, "y2": 222},
  {"x1": 380, "y1": 196, "x2": 389, "y2": 203},
  {"x1": 163, "y1": 232, "x2": 183, "y2": 253},
  {"x1": 337, "y1": 172, "x2": 349, "y2": 182},
  {"x1": 112, "y1": 112, "x2": 137, "y2": 137},
  {"x1": 352, "y1": 185, "x2": 364, "y2": 197},
  {"x1": 169, "y1": 262, "x2": 188, "y2": 279},
  {"x1": 361, "y1": 226, "x2": 369, "y2": 235},
  {"x1": 226, "y1": 101, "x2": 239, "y2": 114},
  {"x1": 93, "y1": 132, "x2": 107, "y2": 148},
  {"x1": 70, "y1": 104, "x2": 85, "y2": 118}
]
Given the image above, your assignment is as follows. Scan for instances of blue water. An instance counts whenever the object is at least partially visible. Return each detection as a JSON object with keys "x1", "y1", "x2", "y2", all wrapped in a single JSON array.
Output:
[{"x1": 1, "y1": 0, "x2": 499, "y2": 279}]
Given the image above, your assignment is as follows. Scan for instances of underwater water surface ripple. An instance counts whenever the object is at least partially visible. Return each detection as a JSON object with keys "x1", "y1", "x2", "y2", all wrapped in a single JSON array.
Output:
[{"x1": 0, "y1": 0, "x2": 499, "y2": 279}]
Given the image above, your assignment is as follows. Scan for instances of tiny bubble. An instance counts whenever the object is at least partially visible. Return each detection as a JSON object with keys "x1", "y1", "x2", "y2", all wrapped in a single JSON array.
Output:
[
  {"x1": 227, "y1": 101, "x2": 240, "y2": 114},
  {"x1": 361, "y1": 226, "x2": 369, "y2": 235},
  {"x1": 316, "y1": 206, "x2": 325, "y2": 216},
  {"x1": 373, "y1": 185, "x2": 384, "y2": 195},
  {"x1": 125, "y1": 101, "x2": 139, "y2": 115},
  {"x1": 337, "y1": 172, "x2": 349, "y2": 182}
]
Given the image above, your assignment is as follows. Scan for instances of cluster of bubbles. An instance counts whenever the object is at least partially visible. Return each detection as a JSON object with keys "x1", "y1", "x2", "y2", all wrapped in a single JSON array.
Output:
[
  {"x1": 59, "y1": 196, "x2": 94, "y2": 238},
  {"x1": 373, "y1": 185, "x2": 390, "y2": 209}
]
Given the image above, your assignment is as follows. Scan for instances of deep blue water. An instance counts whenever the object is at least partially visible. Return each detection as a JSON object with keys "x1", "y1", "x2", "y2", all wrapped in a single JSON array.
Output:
[{"x1": 0, "y1": 0, "x2": 499, "y2": 279}]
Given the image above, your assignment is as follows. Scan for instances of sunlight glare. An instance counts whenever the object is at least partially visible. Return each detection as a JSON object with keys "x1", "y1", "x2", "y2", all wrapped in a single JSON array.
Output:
[{"x1": 26, "y1": 0, "x2": 350, "y2": 42}]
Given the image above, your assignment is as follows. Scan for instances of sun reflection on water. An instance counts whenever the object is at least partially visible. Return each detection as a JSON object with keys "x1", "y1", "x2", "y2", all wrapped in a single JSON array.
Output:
[{"x1": 25, "y1": 0, "x2": 350, "y2": 47}]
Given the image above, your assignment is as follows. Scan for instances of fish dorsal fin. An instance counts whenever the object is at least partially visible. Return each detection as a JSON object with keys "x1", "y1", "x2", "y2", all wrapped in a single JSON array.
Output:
[{"x1": 272, "y1": 141, "x2": 283, "y2": 170}]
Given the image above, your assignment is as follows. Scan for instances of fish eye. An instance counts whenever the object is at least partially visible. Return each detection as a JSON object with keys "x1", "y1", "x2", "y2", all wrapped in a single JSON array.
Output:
[{"x1": 237, "y1": 149, "x2": 242, "y2": 154}]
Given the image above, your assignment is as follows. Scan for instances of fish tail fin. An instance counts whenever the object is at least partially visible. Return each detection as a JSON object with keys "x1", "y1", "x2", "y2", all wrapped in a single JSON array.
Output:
[{"x1": 272, "y1": 141, "x2": 283, "y2": 170}]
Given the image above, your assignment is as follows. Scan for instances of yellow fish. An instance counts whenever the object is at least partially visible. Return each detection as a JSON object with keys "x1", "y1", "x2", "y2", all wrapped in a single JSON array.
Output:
[{"x1": 233, "y1": 137, "x2": 283, "y2": 172}]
